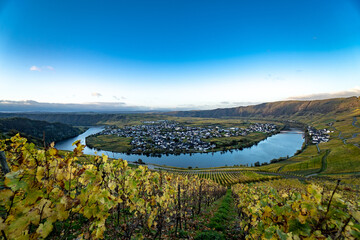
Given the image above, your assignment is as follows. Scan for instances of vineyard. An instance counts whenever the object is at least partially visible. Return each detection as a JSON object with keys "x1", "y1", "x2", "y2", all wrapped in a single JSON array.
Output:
[
  {"x1": 0, "y1": 135, "x2": 360, "y2": 239},
  {"x1": 163, "y1": 169, "x2": 281, "y2": 185},
  {"x1": 232, "y1": 179, "x2": 360, "y2": 239},
  {"x1": 0, "y1": 135, "x2": 226, "y2": 239}
]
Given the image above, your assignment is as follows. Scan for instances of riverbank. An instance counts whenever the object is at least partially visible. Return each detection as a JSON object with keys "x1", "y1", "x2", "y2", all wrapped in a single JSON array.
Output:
[
  {"x1": 56, "y1": 127, "x2": 304, "y2": 168},
  {"x1": 85, "y1": 130, "x2": 281, "y2": 156}
]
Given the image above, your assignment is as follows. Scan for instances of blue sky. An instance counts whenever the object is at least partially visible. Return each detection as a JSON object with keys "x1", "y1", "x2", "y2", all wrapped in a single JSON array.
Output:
[{"x1": 0, "y1": 0, "x2": 359, "y2": 111}]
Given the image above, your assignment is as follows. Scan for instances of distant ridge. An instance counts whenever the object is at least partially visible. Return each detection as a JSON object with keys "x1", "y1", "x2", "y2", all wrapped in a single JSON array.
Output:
[
  {"x1": 166, "y1": 97, "x2": 360, "y2": 118},
  {"x1": 0, "y1": 113, "x2": 126, "y2": 126},
  {"x1": 0, "y1": 97, "x2": 359, "y2": 124},
  {"x1": 0, "y1": 117, "x2": 81, "y2": 144}
]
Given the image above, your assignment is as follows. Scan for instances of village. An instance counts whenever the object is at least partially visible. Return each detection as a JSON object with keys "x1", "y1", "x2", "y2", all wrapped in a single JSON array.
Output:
[
  {"x1": 307, "y1": 126, "x2": 331, "y2": 144},
  {"x1": 91, "y1": 120, "x2": 278, "y2": 154}
]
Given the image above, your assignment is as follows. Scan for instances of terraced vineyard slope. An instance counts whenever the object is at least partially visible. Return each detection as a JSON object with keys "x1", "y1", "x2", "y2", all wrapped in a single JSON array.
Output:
[{"x1": 162, "y1": 169, "x2": 281, "y2": 185}]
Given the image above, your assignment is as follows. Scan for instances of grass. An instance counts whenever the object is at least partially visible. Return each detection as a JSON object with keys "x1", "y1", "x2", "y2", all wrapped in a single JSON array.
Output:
[
  {"x1": 202, "y1": 132, "x2": 269, "y2": 151},
  {"x1": 258, "y1": 137, "x2": 360, "y2": 176},
  {"x1": 255, "y1": 109, "x2": 360, "y2": 176},
  {"x1": 322, "y1": 141, "x2": 360, "y2": 174},
  {"x1": 333, "y1": 118, "x2": 359, "y2": 139},
  {"x1": 172, "y1": 117, "x2": 284, "y2": 129},
  {"x1": 256, "y1": 144, "x2": 319, "y2": 173},
  {"x1": 100, "y1": 114, "x2": 285, "y2": 130},
  {"x1": 280, "y1": 151, "x2": 323, "y2": 173},
  {"x1": 346, "y1": 134, "x2": 360, "y2": 145},
  {"x1": 85, "y1": 135, "x2": 132, "y2": 153},
  {"x1": 195, "y1": 189, "x2": 240, "y2": 239},
  {"x1": 258, "y1": 139, "x2": 360, "y2": 176},
  {"x1": 189, "y1": 193, "x2": 226, "y2": 238}
]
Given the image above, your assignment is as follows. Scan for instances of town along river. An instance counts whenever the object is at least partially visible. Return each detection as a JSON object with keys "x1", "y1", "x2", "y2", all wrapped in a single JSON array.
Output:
[{"x1": 55, "y1": 126, "x2": 304, "y2": 168}]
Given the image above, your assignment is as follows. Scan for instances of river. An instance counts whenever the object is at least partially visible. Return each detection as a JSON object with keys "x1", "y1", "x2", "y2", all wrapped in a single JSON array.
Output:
[{"x1": 55, "y1": 126, "x2": 304, "y2": 168}]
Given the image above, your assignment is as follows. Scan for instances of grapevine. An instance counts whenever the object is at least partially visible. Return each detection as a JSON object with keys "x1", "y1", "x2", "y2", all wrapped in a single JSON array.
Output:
[
  {"x1": 0, "y1": 135, "x2": 226, "y2": 239},
  {"x1": 232, "y1": 178, "x2": 360, "y2": 239}
]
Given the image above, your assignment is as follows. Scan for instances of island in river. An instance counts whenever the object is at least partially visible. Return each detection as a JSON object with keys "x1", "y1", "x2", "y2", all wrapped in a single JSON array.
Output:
[
  {"x1": 85, "y1": 120, "x2": 281, "y2": 155},
  {"x1": 55, "y1": 126, "x2": 304, "y2": 168}
]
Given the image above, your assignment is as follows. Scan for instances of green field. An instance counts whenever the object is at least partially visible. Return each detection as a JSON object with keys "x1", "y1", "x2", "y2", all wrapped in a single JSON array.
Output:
[
  {"x1": 85, "y1": 135, "x2": 132, "y2": 153},
  {"x1": 101, "y1": 114, "x2": 285, "y2": 129},
  {"x1": 202, "y1": 131, "x2": 269, "y2": 151},
  {"x1": 323, "y1": 140, "x2": 360, "y2": 174},
  {"x1": 84, "y1": 109, "x2": 360, "y2": 178},
  {"x1": 255, "y1": 109, "x2": 360, "y2": 178},
  {"x1": 256, "y1": 144, "x2": 321, "y2": 173}
]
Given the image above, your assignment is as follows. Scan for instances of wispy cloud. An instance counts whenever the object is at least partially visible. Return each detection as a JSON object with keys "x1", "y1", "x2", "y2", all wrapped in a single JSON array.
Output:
[
  {"x1": 174, "y1": 101, "x2": 260, "y2": 110},
  {"x1": 288, "y1": 87, "x2": 360, "y2": 100},
  {"x1": 113, "y1": 95, "x2": 127, "y2": 101},
  {"x1": 91, "y1": 92, "x2": 102, "y2": 97},
  {"x1": 264, "y1": 73, "x2": 284, "y2": 81},
  {"x1": 30, "y1": 66, "x2": 41, "y2": 71},
  {"x1": 46, "y1": 66, "x2": 55, "y2": 71},
  {"x1": 0, "y1": 100, "x2": 152, "y2": 112},
  {"x1": 0, "y1": 99, "x2": 262, "y2": 112},
  {"x1": 29, "y1": 65, "x2": 55, "y2": 72}
]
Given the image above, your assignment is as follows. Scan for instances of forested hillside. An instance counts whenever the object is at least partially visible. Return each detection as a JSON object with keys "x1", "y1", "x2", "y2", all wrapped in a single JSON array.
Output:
[
  {"x1": 0, "y1": 113, "x2": 127, "y2": 126},
  {"x1": 0, "y1": 117, "x2": 82, "y2": 144}
]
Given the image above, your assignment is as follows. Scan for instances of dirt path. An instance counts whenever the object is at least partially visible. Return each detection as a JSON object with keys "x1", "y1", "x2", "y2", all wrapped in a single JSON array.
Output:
[
  {"x1": 352, "y1": 116, "x2": 360, "y2": 129},
  {"x1": 330, "y1": 117, "x2": 360, "y2": 146}
]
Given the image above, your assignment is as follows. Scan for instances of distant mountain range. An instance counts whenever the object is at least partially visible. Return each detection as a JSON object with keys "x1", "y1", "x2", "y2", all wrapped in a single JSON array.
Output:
[
  {"x1": 165, "y1": 97, "x2": 360, "y2": 119},
  {"x1": 0, "y1": 97, "x2": 359, "y2": 128}
]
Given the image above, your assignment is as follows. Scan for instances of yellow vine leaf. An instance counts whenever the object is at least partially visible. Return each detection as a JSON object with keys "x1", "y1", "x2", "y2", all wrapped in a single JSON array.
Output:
[
  {"x1": 351, "y1": 210, "x2": 360, "y2": 222},
  {"x1": 0, "y1": 217, "x2": 5, "y2": 232},
  {"x1": 36, "y1": 166, "x2": 45, "y2": 182},
  {"x1": 0, "y1": 189, "x2": 14, "y2": 202},
  {"x1": 36, "y1": 220, "x2": 53, "y2": 238},
  {"x1": 262, "y1": 205, "x2": 272, "y2": 219}
]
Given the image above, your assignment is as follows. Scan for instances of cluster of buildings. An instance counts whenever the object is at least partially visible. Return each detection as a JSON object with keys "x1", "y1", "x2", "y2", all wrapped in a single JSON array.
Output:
[
  {"x1": 307, "y1": 126, "x2": 331, "y2": 144},
  {"x1": 93, "y1": 120, "x2": 278, "y2": 154},
  {"x1": 246, "y1": 123, "x2": 278, "y2": 134}
]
